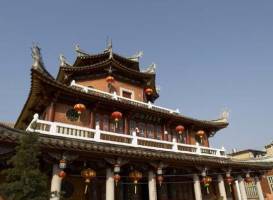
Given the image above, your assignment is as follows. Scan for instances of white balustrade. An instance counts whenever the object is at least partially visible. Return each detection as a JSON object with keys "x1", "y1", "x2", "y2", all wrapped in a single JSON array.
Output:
[
  {"x1": 70, "y1": 80, "x2": 179, "y2": 114},
  {"x1": 27, "y1": 114, "x2": 226, "y2": 158}
]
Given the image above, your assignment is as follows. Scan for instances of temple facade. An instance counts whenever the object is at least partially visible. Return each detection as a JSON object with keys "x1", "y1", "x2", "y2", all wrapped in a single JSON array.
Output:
[{"x1": 0, "y1": 43, "x2": 272, "y2": 200}]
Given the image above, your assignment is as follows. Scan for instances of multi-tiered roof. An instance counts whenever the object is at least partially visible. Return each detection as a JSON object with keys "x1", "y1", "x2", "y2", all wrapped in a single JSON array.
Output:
[{"x1": 15, "y1": 44, "x2": 228, "y2": 135}]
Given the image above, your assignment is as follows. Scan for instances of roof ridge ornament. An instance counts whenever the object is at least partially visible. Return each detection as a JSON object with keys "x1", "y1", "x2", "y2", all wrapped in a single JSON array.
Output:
[
  {"x1": 59, "y1": 54, "x2": 71, "y2": 67},
  {"x1": 128, "y1": 51, "x2": 144, "y2": 62},
  {"x1": 220, "y1": 109, "x2": 229, "y2": 122},
  {"x1": 31, "y1": 43, "x2": 44, "y2": 70},
  {"x1": 75, "y1": 44, "x2": 90, "y2": 57},
  {"x1": 142, "y1": 63, "x2": 156, "y2": 74},
  {"x1": 213, "y1": 109, "x2": 229, "y2": 123},
  {"x1": 106, "y1": 39, "x2": 113, "y2": 59}
]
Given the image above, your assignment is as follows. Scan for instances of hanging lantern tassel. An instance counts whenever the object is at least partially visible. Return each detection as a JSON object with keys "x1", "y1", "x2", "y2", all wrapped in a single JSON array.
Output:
[
  {"x1": 205, "y1": 184, "x2": 210, "y2": 194},
  {"x1": 129, "y1": 170, "x2": 142, "y2": 195},
  {"x1": 84, "y1": 183, "x2": 89, "y2": 194},
  {"x1": 157, "y1": 175, "x2": 164, "y2": 187},
  {"x1": 81, "y1": 168, "x2": 96, "y2": 195},
  {"x1": 113, "y1": 174, "x2": 121, "y2": 187},
  {"x1": 134, "y1": 180, "x2": 138, "y2": 194}
]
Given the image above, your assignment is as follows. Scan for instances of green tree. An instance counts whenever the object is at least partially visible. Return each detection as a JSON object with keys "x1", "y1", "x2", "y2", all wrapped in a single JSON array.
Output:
[{"x1": 0, "y1": 132, "x2": 49, "y2": 200}]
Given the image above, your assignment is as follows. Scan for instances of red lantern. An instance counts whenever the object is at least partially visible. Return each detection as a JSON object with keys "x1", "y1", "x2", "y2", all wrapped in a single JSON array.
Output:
[
  {"x1": 58, "y1": 170, "x2": 66, "y2": 178},
  {"x1": 113, "y1": 174, "x2": 121, "y2": 186},
  {"x1": 225, "y1": 176, "x2": 234, "y2": 192},
  {"x1": 74, "y1": 103, "x2": 86, "y2": 114},
  {"x1": 145, "y1": 88, "x2": 153, "y2": 96},
  {"x1": 197, "y1": 130, "x2": 205, "y2": 143},
  {"x1": 129, "y1": 170, "x2": 143, "y2": 194},
  {"x1": 106, "y1": 75, "x2": 115, "y2": 84},
  {"x1": 111, "y1": 111, "x2": 122, "y2": 127},
  {"x1": 202, "y1": 176, "x2": 212, "y2": 194},
  {"x1": 157, "y1": 175, "x2": 164, "y2": 187},
  {"x1": 175, "y1": 125, "x2": 185, "y2": 134},
  {"x1": 81, "y1": 168, "x2": 96, "y2": 194}
]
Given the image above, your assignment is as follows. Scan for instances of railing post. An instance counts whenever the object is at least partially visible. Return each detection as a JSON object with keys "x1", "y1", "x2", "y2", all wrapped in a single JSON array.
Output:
[
  {"x1": 172, "y1": 137, "x2": 178, "y2": 152},
  {"x1": 50, "y1": 123, "x2": 57, "y2": 134},
  {"x1": 70, "y1": 80, "x2": 75, "y2": 86},
  {"x1": 112, "y1": 92, "x2": 118, "y2": 100},
  {"x1": 221, "y1": 146, "x2": 226, "y2": 157},
  {"x1": 196, "y1": 143, "x2": 201, "y2": 155},
  {"x1": 132, "y1": 131, "x2": 138, "y2": 147},
  {"x1": 148, "y1": 101, "x2": 152, "y2": 109},
  {"x1": 94, "y1": 123, "x2": 101, "y2": 141},
  {"x1": 26, "y1": 113, "x2": 39, "y2": 132}
]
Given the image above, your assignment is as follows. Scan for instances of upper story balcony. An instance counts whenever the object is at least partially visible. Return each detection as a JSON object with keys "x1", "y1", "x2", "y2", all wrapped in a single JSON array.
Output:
[
  {"x1": 70, "y1": 80, "x2": 180, "y2": 115},
  {"x1": 26, "y1": 114, "x2": 227, "y2": 158}
]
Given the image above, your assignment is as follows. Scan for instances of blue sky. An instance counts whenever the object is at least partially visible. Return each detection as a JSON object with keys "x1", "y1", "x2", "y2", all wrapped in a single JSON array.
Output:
[{"x1": 0, "y1": 1, "x2": 272, "y2": 151}]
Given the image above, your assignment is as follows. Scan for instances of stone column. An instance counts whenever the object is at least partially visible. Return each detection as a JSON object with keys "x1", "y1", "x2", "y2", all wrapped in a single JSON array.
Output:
[
  {"x1": 193, "y1": 174, "x2": 202, "y2": 200},
  {"x1": 148, "y1": 170, "x2": 157, "y2": 200},
  {"x1": 238, "y1": 176, "x2": 247, "y2": 200},
  {"x1": 106, "y1": 168, "x2": 114, "y2": 200},
  {"x1": 50, "y1": 164, "x2": 62, "y2": 200},
  {"x1": 234, "y1": 180, "x2": 242, "y2": 200},
  {"x1": 217, "y1": 175, "x2": 227, "y2": 200},
  {"x1": 255, "y1": 176, "x2": 265, "y2": 200}
]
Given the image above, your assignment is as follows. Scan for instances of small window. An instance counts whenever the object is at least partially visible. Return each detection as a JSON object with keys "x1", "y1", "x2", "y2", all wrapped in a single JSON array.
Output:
[{"x1": 122, "y1": 91, "x2": 132, "y2": 99}]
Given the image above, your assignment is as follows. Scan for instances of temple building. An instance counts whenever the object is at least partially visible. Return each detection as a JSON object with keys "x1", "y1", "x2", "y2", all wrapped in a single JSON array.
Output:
[{"x1": 0, "y1": 43, "x2": 272, "y2": 200}]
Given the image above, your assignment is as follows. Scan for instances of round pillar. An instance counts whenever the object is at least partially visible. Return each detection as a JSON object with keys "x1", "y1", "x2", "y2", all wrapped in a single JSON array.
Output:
[
  {"x1": 217, "y1": 175, "x2": 227, "y2": 200},
  {"x1": 50, "y1": 164, "x2": 62, "y2": 200},
  {"x1": 106, "y1": 168, "x2": 114, "y2": 200},
  {"x1": 148, "y1": 170, "x2": 157, "y2": 200},
  {"x1": 193, "y1": 174, "x2": 202, "y2": 200}
]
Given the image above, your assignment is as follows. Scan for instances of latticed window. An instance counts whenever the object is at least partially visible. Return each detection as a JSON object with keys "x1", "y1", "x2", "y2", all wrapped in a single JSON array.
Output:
[
  {"x1": 129, "y1": 120, "x2": 136, "y2": 135},
  {"x1": 155, "y1": 125, "x2": 162, "y2": 140},
  {"x1": 245, "y1": 182, "x2": 258, "y2": 199},
  {"x1": 147, "y1": 124, "x2": 154, "y2": 138},
  {"x1": 102, "y1": 115, "x2": 109, "y2": 131},
  {"x1": 268, "y1": 175, "x2": 273, "y2": 193}
]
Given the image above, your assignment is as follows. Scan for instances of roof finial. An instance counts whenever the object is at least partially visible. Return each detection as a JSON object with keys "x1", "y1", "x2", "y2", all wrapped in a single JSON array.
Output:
[
  {"x1": 75, "y1": 44, "x2": 90, "y2": 57},
  {"x1": 128, "y1": 51, "x2": 144, "y2": 62},
  {"x1": 142, "y1": 63, "x2": 156, "y2": 74},
  {"x1": 59, "y1": 54, "x2": 71, "y2": 67},
  {"x1": 31, "y1": 43, "x2": 44, "y2": 69},
  {"x1": 106, "y1": 38, "x2": 113, "y2": 59},
  {"x1": 220, "y1": 109, "x2": 229, "y2": 122}
]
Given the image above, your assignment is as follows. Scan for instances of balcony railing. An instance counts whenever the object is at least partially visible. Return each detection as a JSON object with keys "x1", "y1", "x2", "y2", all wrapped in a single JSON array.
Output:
[
  {"x1": 70, "y1": 80, "x2": 180, "y2": 114},
  {"x1": 26, "y1": 114, "x2": 226, "y2": 158}
]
